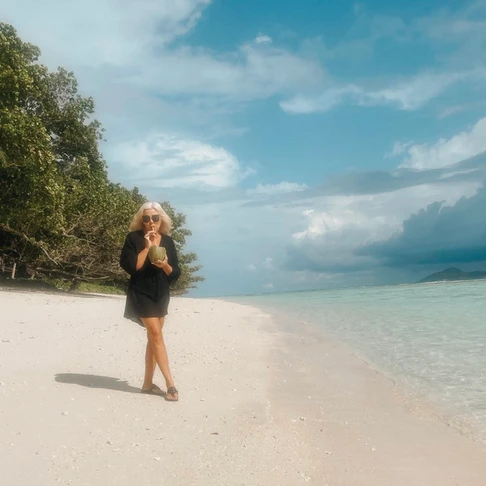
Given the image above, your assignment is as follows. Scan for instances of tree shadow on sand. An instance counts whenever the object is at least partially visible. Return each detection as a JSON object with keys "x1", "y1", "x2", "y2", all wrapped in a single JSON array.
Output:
[{"x1": 55, "y1": 373, "x2": 140, "y2": 394}]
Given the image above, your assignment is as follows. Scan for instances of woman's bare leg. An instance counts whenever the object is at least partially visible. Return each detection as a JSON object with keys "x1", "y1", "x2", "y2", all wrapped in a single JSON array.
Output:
[
  {"x1": 141, "y1": 319, "x2": 161, "y2": 390},
  {"x1": 140, "y1": 317, "x2": 177, "y2": 399}
]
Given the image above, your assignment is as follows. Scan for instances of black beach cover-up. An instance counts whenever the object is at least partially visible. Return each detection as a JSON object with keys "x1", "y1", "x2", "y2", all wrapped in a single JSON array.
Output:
[{"x1": 119, "y1": 230, "x2": 181, "y2": 326}]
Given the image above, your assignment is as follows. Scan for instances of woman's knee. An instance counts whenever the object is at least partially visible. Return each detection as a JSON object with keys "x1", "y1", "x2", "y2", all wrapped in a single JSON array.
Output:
[
  {"x1": 143, "y1": 319, "x2": 162, "y2": 339},
  {"x1": 148, "y1": 328, "x2": 164, "y2": 344},
  {"x1": 148, "y1": 332, "x2": 163, "y2": 346}
]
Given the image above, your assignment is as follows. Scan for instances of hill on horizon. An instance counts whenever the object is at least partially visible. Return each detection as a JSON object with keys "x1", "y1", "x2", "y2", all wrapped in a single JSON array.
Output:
[{"x1": 419, "y1": 267, "x2": 486, "y2": 283}]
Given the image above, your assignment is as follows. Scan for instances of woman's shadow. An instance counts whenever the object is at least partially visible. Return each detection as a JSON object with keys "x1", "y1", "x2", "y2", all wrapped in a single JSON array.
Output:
[{"x1": 55, "y1": 373, "x2": 140, "y2": 394}]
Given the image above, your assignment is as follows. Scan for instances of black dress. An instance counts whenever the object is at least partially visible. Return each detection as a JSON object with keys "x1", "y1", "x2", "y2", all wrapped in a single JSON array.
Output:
[{"x1": 119, "y1": 230, "x2": 181, "y2": 326}]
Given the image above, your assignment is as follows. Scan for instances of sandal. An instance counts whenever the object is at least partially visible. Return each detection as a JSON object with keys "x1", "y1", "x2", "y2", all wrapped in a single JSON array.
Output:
[
  {"x1": 141, "y1": 384, "x2": 166, "y2": 396},
  {"x1": 165, "y1": 386, "x2": 179, "y2": 402}
]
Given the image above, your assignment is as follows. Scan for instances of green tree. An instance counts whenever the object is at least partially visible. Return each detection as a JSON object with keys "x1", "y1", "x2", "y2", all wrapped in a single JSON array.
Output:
[
  {"x1": 0, "y1": 23, "x2": 65, "y2": 269},
  {"x1": 161, "y1": 202, "x2": 204, "y2": 294},
  {"x1": 0, "y1": 23, "x2": 204, "y2": 293}
]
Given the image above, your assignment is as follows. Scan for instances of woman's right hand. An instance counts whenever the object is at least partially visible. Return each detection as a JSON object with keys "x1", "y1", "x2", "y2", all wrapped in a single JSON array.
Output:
[{"x1": 144, "y1": 230, "x2": 157, "y2": 249}]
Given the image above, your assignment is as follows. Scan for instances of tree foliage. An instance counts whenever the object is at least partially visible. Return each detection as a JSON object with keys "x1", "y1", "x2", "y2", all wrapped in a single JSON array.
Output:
[
  {"x1": 0, "y1": 23, "x2": 203, "y2": 294},
  {"x1": 161, "y1": 202, "x2": 204, "y2": 293}
]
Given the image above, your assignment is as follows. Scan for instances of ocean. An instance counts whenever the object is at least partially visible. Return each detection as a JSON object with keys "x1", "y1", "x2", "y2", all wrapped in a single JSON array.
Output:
[{"x1": 229, "y1": 280, "x2": 486, "y2": 443}]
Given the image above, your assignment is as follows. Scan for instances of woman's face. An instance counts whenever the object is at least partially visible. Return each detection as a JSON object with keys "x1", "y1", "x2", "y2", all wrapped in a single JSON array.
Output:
[{"x1": 142, "y1": 209, "x2": 162, "y2": 233}]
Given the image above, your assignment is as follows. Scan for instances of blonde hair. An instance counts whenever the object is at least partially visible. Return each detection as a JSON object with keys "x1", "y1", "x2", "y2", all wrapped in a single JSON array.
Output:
[{"x1": 129, "y1": 202, "x2": 173, "y2": 235}]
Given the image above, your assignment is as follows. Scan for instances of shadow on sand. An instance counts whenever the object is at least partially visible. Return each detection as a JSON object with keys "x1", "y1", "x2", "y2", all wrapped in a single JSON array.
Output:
[{"x1": 55, "y1": 373, "x2": 140, "y2": 394}]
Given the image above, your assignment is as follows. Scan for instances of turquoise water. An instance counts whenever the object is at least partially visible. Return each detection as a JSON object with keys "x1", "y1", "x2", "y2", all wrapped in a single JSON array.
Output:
[{"x1": 229, "y1": 280, "x2": 486, "y2": 443}]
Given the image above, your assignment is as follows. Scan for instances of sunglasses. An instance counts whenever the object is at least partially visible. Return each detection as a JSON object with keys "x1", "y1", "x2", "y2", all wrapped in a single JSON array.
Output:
[{"x1": 142, "y1": 214, "x2": 160, "y2": 223}]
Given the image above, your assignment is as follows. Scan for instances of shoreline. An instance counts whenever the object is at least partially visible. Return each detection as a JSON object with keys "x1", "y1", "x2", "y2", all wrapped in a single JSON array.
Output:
[
  {"x1": 279, "y1": 312, "x2": 485, "y2": 447},
  {"x1": 225, "y1": 296, "x2": 486, "y2": 481},
  {"x1": 225, "y1": 293, "x2": 486, "y2": 447},
  {"x1": 1, "y1": 290, "x2": 485, "y2": 485},
  {"x1": 259, "y1": 307, "x2": 486, "y2": 484}
]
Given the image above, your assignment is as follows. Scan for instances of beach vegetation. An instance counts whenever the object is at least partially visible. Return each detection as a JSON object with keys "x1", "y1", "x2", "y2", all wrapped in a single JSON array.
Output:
[{"x1": 0, "y1": 23, "x2": 203, "y2": 294}]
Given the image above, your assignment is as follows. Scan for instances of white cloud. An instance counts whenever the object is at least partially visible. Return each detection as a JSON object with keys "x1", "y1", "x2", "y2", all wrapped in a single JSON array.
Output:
[
  {"x1": 255, "y1": 34, "x2": 272, "y2": 45},
  {"x1": 261, "y1": 257, "x2": 273, "y2": 269},
  {"x1": 385, "y1": 141, "x2": 414, "y2": 158},
  {"x1": 289, "y1": 178, "x2": 482, "y2": 273},
  {"x1": 361, "y1": 184, "x2": 486, "y2": 267},
  {"x1": 2, "y1": 0, "x2": 326, "y2": 174},
  {"x1": 417, "y1": 2, "x2": 486, "y2": 44},
  {"x1": 399, "y1": 117, "x2": 486, "y2": 169},
  {"x1": 292, "y1": 195, "x2": 393, "y2": 243},
  {"x1": 110, "y1": 133, "x2": 254, "y2": 189},
  {"x1": 280, "y1": 86, "x2": 356, "y2": 114},
  {"x1": 2, "y1": 0, "x2": 212, "y2": 68},
  {"x1": 366, "y1": 72, "x2": 466, "y2": 110},
  {"x1": 246, "y1": 181, "x2": 308, "y2": 197},
  {"x1": 263, "y1": 283, "x2": 274, "y2": 290},
  {"x1": 4, "y1": 1, "x2": 323, "y2": 103},
  {"x1": 280, "y1": 71, "x2": 476, "y2": 114},
  {"x1": 439, "y1": 104, "x2": 470, "y2": 118},
  {"x1": 279, "y1": 2, "x2": 486, "y2": 116},
  {"x1": 177, "y1": 127, "x2": 485, "y2": 295},
  {"x1": 126, "y1": 43, "x2": 324, "y2": 100}
]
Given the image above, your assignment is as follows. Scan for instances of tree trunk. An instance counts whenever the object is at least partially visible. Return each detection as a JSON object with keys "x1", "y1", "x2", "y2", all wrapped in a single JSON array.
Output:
[
  {"x1": 69, "y1": 278, "x2": 80, "y2": 292},
  {"x1": 11, "y1": 262, "x2": 16, "y2": 279}
]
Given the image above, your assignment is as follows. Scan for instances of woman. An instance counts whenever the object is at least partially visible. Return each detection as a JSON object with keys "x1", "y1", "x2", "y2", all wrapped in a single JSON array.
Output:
[{"x1": 120, "y1": 202, "x2": 181, "y2": 402}]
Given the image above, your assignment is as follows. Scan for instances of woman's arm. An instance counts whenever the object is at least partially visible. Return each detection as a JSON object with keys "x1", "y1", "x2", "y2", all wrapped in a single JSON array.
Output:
[
  {"x1": 163, "y1": 237, "x2": 181, "y2": 284},
  {"x1": 136, "y1": 247, "x2": 149, "y2": 271},
  {"x1": 136, "y1": 230, "x2": 159, "y2": 270},
  {"x1": 120, "y1": 232, "x2": 152, "y2": 274},
  {"x1": 120, "y1": 233, "x2": 138, "y2": 276}
]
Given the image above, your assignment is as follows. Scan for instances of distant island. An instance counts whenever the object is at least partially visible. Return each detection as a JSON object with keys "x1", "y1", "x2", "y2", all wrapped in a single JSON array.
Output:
[{"x1": 418, "y1": 267, "x2": 486, "y2": 283}]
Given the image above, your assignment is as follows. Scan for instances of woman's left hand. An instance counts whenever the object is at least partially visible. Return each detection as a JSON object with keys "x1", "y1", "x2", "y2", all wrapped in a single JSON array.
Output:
[{"x1": 152, "y1": 254, "x2": 169, "y2": 269}]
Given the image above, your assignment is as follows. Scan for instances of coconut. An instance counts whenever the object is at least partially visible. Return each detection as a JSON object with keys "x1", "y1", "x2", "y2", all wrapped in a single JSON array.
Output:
[{"x1": 148, "y1": 246, "x2": 166, "y2": 263}]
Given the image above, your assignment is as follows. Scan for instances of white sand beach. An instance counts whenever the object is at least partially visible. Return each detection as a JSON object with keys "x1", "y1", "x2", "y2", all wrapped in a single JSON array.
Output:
[{"x1": 1, "y1": 290, "x2": 486, "y2": 485}]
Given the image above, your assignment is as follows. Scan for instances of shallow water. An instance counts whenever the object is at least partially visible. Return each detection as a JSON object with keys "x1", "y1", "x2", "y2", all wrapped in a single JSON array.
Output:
[{"x1": 229, "y1": 280, "x2": 486, "y2": 443}]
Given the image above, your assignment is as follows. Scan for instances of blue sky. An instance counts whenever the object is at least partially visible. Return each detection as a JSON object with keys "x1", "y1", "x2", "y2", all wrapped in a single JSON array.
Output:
[{"x1": 3, "y1": 0, "x2": 486, "y2": 296}]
